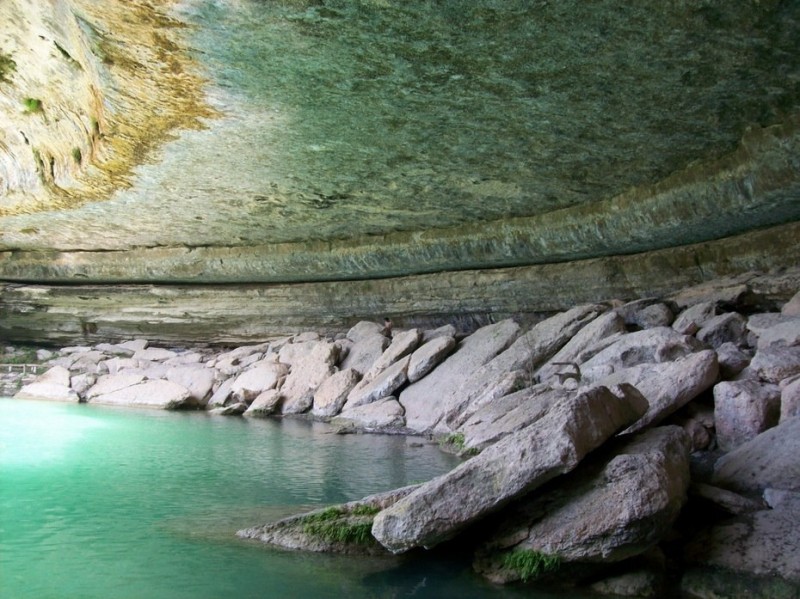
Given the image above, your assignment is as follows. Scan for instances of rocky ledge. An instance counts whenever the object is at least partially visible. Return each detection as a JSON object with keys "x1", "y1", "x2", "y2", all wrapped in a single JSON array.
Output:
[{"x1": 9, "y1": 271, "x2": 800, "y2": 597}]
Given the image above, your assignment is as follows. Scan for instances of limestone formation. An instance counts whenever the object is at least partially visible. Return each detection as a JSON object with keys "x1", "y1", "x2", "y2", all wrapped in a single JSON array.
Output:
[
  {"x1": 311, "y1": 368, "x2": 361, "y2": 418},
  {"x1": 88, "y1": 379, "x2": 193, "y2": 410},
  {"x1": 14, "y1": 365, "x2": 78, "y2": 402},
  {"x1": 371, "y1": 384, "x2": 648, "y2": 554},
  {"x1": 713, "y1": 380, "x2": 781, "y2": 451}
]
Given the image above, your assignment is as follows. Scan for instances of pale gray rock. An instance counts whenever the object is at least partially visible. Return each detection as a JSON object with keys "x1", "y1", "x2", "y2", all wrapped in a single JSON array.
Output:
[
  {"x1": 474, "y1": 427, "x2": 690, "y2": 583},
  {"x1": 344, "y1": 356, "x2": 411, "y2": 409},
  {"x1": 61, "y1": 346, "x2": 94, "y2": 354},
  {"x1": 339, "y1": 332, "x2": 390, "y2": 376},
  {"x1": 133, "y1": 347, "x2": 178, "y2": 362},
  {"x1": 617, "y1": 299, "x2": 674, "y2": 330},
  {"x1": 755, "y1": 316, "x2": 800, "y2": 349},
  {"x1": 749, "y1": 346, "x2": 800, "y2": 383},
  {"x1": 406, "y1": 335, "x2": 456, "y2": 383},
  {"x1": 683, "y1": 507, "x2": 800, "y2": 586},
  {"x1": 206, "y1": 377, "x2": 234, "y2": 409},
  {"x1": 580, "y1": 327, "x2": 704, "y2": 383},
  {"x1": 361, "y1": 328, "x2": 421, "y2": 381},
  {"x1": 697, "y1": 312, "x2": 748, "y2": 349},
  {"x1": 280, "y1": 341, "x2": 338, "y2": 414},
  {"x1": 714, "y1": 380, "x2": 780, "y2": 451},
  {"x1": 70, "y1": 372, "x2": 96, "y2": 400},
  {"x1": 103, "y1": 356, "x2": 139, "y2": 374},
  {"x1": 399, "y1": 319, "x2": 521, "y2": 433},
  {"x1": 164, "y1": 351, "x2": 205, "y2": 366},
  {"x1": 243, "y1": 390, "x2": 282, "y2": 417},
  {"x1": 230, "y1": 360, "x2": 289, "y2": 403},
  {"x1": 14, "y1": 365, "x2": 78, "y2": 402},
  {"x1": 333, "y1": 397, "x2": 406, "y2": 431},
  {"x1": 421, "y1": 324, "x2": 457, "y2": 343},
  {"x1": 782, "y1": 290, "x2": 800, "y2": 316},
  {"x1": 690, "y1": 482, "x2": 768, "y2": 515},
  {"x1": 311, "y1": 368, "x2": 360, "y2": 418},
  {"x1": 372, "y1": 384, "x2": 648, "y2": 554},
  {"x1": 94, "y1": 343, "x2": 135, "y2": 357},
  {"x1": 458, "y1": 385, "x2": 565, "y2": 451},
  {"x1": 293, "y1": 331, "x2": 321, "y2": 343},
  {"x1": 713, "y1": 417, "x2": 800, "y2": 493},
  {"x1": 87, "y1": 372, "x2": 146, "y2": 399},
  {"x1": 781, "y1": 376, "x2": 800, "y2": 422},
  {"x1": 35, "y1": 348, "x2": 54, "y2": 361},
  {"x1": 166, "y1": 365, "x2": 215, "y2": 405},
  {"x1": 89, "y1": 379, "x2": 193, "y2": 409},
  {"x1": 214, "y1": 350, "x2": 265, "y2": 376},
  {"x1": 345, "y1": 321, "x2": 385, "y2": 342},
  {"x1": 672, "y1": 301, "x2": 717, "y2": 335},
  {"x1": 443, "y1": 304, "x2": 605, "y2": 429},
  {"x1": 537, "y1": 310, "x2": 626, "y2": 384},
  {"x1": 591, "y1": 350, "x2": 719, "y2": 434},
  {"x1": 715, "y1": 342, "x2": 751, "y2": 379},
  {"x1": 747, "y1": 312, "x2": 797, "y2": 337},
  {"x1": 118, "y1": 339, "x2": 148, "y2": 352},
  {"x1": 67, "y1": 350, "x2": 107, "y2": 373},
  {"x1": 136, "y1": 361, "x2": 170, "y2": 380},
  {"x1": 277, "y1": 341, "x2": 318, "y2": 366},
  {"x1": 763, "y1": 489, "x2": 800, "y2": 511},
  {"x1": 209, "y1": 401, "x2": 248, "y2": 416}
]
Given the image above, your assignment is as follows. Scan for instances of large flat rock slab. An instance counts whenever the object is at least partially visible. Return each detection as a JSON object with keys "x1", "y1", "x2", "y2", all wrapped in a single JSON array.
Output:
[{"x1": 371, "y1": 383, "x2": 648, "y2": 553}]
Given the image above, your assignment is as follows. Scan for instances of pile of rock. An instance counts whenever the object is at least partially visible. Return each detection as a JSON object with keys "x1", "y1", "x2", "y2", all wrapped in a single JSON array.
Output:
[{"x1": 13, "y1": 272, "x2": 800, "y2": 596}]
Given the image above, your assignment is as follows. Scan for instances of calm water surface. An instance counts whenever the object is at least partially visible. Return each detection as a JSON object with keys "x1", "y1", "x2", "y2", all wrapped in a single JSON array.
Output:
[{"x1": 0, "y1": 398, "x2": 588, "y2": 599}]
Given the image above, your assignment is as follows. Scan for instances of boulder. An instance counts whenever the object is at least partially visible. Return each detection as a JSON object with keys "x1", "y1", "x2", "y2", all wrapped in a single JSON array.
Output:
[
  {"x1": 209, "y1": 401, "x2": 248, "y2": 416},
  {"x1": 70, "y1": 373, "x2": 96, "y2": 400},
  {"x1": 166, "y1": 365, "x2": 215, "y2": 405},
  {"x1": 715, "y1": 342, "x2": 751, "y2": 379},
  {"x1": 713, "y1": 380, "x2": 781, "y2": 451},
  {"x1": 591, "y1": 350, "x2": 719, "y2": 434},
  {"x1": 339, "y1": 332, "x2": 390, "y2": 376},
  {"x1": 696, "y1": 312, "x2": 748, "y2": 350},
  {"x1": 458, "y1": 385, "x2": 565, "y2": 452},
  {"x1": 333, "y1": 397, "x2": 406, "y2": 431},
  {"x1": 399, "y1": 319, "x2": 521, "y2": 433},
  {"x1": 311, "y1": 368, "x2": 361, "y2": 418},
  {"x1": 442, "y1": 304, "x2": 605, "y2": 429},
  {"x1": 214, "y1": 347, "x2": 267, "y2": 376},
  {"x1": 344, "y1": 356, "x2": 411, "y2": 410},
  {"x1": 781, "y1": 376, "x2": 800, "y2": 422},
  {"x1": 243, "y1": 390, "x2": 282, "y2": 417},
  {"x1": 690, "y1": 483, "x2": 768, "y2": 516},
  {"x1": 345, "y1": 321, "x2": 385, "y2": 342},
  {"x1": 782, "y1": 290, "x2": 800, "y2": 316},
  {"x1": 293, "y1": 331, "x2": 321, "y2": 343},
  {"x1": 580, "y1": 327, "x2": 704, "y2": 383},
  {"x1": 132, "y1": 347, "x2": 178, "y2": 362},
  {"x1": 755, "y1": 316, "x2": 800, "y2": 350},
  {"x1": 672, "y1": 301, "x2": 717, "y2": 335},
  {"x1": 164, "y1": 351, "x2": 205, "y2": 366},
  {"x1": 88, "y1": 379, "x2": 194, "y2": 409},
  {"x1": 104, "y1": 356, "x2": 140, "y2": 374},
  {"x1": 206, "y1": 376, "x2": 234, "y2": 409},
  {"x1": 230, "y1": 360, "x2": 289, "y2": 403},
  {"x1": 67, "y1": 350, "x2": 109, "y2": 373},
  {"x1": 615, "y1": 298, "x2": 674, "y2": 330},
  {"x1": 280, "y1": 341, "x2": 338, "y2": 414},
  {"x1": 749, "y1": 346, "x2": 800, "y2": 383},
  {"x1": 712, "y1": 416, "x2": 800, "y2": 494},
  {"x1": 406, "y1": 335, "x2": 456, "y2": 383},
  {"x1": 421, "y1": 324, "x2": 457, "y2": 343},
  {"x1": 117, "y1": 339, "x2": 148, "y2": 352},
  {"x1": 87, "y1": 372, "x2": 147, "y2": 399},
  {"x1": 536, "y1": 310, "x2": 626, "y2": 384},
  {"x1": 362, "y1": 329, "x2": 421, "y2": 381},
  {"x1": 474, "y1": 427, "x2": 690, "y2": 583},
  {"x1": 14, "y1": 365, "x2": 79, "y2": 402},
  {"x1": 371, "y1": 384, "x2": 648, "y2": 554}
]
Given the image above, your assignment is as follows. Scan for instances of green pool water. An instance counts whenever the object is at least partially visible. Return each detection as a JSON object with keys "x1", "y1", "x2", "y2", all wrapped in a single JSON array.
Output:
[{"x1": 0, "y1": 398, "x2": 588, "y2": 599}]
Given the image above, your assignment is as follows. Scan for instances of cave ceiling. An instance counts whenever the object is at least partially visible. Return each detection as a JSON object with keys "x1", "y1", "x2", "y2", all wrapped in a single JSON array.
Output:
[{"x1": 0, "y1": 0, "x2": 799, "y2": 282}]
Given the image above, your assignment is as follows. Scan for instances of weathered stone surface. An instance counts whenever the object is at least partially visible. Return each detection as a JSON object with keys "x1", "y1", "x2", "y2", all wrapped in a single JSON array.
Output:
[
  {"x1": 713, "y1": 380, "x2": 781, "y2": 451},
  {"x1": 755, "y1": 316, "x2": 800, "y2": 349},
  {"x1": 333, "y1": 397, "x2": 406, "y2": 431},
  {"x1": 362, "y1": 329, "x2": 421, "y2": 381},
  {"x1": 279, "y1": 341, "x2": 338, "y2": 414},
  {"x1": 70, "y1": 373, "x2": 96, "y2": 400},
  {"x1": 345, "y1": 321, "x2": 384, "y2": 343},
  {"x1": 457, "y1": 385, "x2": 565, "y2": 452},
  {"x1": 311, "y1": 368, "x2": 360, "y2": 418},
  {"x1": 421, "y1": 324, "x2": 457, "y2": 343},
  {"x1": 230, "y1": 360, "x2": 288, "y2": 403},
  {"x1": 166, "y1": 365, "x2": 215, "y2": 405},
  {"x1": 209, "y1": 401, "x2": 248, "y2": 416},
  {"x1": 14, "y1": 365, "x2": 78, "y2": 402},
  {"x1": 712, "y1": 417, "x2": 800, "y2": 494},
  {"x1": 580, "y1": 327, "x2": 704, "y2": 383},
  {"x1": 474, "y1": 427, "x2": 690, "y2": 583},
  {"x1": 344, "y1": 356, "x2": 410, "y2": 410},
  {"x1": 372, "y1": 384, "x2": 648, "y2": 553},
  {"x1": 88, "y1": 379, "x2": 193, "y2": 409},
  {"x1": 243, "y1": 390, "x2": 282, "y2": 417},
  {"x1": 690, "y1": 483, "x2": 768, "y2": 516},
  {"x1": 87, "y1": 372, "x2": 146, "y2": 399},
  {"x1": 615, "y1": 298, "x2": 674, "y2": 330},
  {"x1": 590, "y1": 350, "x2": 719, "y2": 434},
  {"x1": 697, "y1": 312, "x2": 748, "y2": 350},
  {"x1": 715, "y1": 342, "x2": 751, "y2": 379},
  {"x1": 783, "y1": 290, "x2": 800, "y2": 316},
  {"x1": 749, "y1": 346, "x2": 800, "y2": 383},
  {"x1": 443, "y1": 305, "x2": 604, "y2": 429},
  {"x1": 683, "y1": 507, "x2": 800, "y2": 586},
  {"x1": 672, "y1": 301, "x2": 717, "y2": 335},
  {"x1": 781, "y1": 376, "x2": 800, "y2": 422},
  {"x1": 536, "y1": 310, "x2": 626, "y2": 384},
  {"x1": 406, "y1": 335, "x2": 456, "y2": 384},
  {"x1": 399, "y1": 319, "x2": 520, "y2": 433},
  {"x1": 132, "y1": 348, "x2": 178, "y2": 362},
  {"x1": 339, "y1": 333, "x2": 390, "y2": 376},
  {"x1": 206, "y1": 377, "x2": 234, "y2": 409}
]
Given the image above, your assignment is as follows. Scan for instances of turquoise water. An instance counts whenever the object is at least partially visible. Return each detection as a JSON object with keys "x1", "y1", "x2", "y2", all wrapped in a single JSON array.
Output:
[{"x1": 0, "y1": 398, "x2": 581, "y2": 599}]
